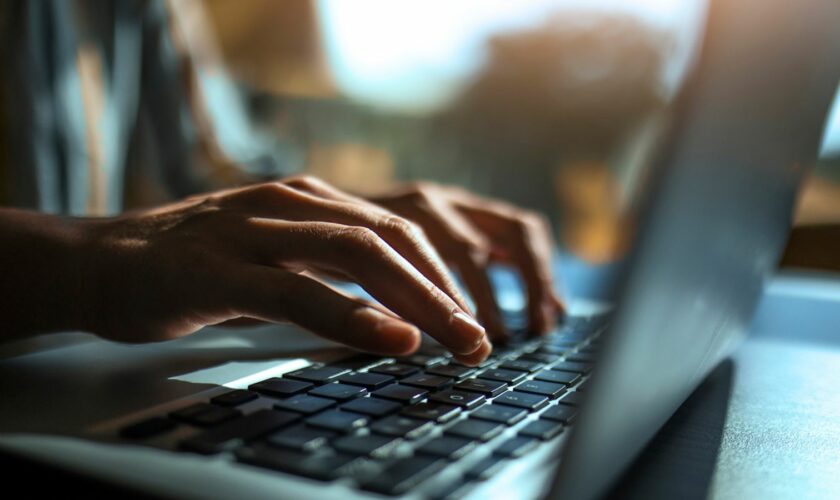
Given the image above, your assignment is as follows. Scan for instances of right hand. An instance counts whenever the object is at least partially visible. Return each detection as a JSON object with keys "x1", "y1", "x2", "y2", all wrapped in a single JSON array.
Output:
[{"x1": 77, "y1": 177, "x2": 491, "y2": 365}]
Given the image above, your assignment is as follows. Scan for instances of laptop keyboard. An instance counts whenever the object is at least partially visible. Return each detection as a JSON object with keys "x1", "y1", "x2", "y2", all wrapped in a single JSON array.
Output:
[{"x1": 118, "y1": 314, "x2": 607, "y2": 497}]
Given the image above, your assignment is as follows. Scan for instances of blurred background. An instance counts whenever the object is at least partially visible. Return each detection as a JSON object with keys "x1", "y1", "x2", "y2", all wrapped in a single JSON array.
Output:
[{"x1": 129, "y1": 0, "x2": 840, "y2": 266}]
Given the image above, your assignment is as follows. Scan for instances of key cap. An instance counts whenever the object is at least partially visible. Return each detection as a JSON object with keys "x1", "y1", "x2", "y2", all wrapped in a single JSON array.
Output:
[
  {"x1": 478, "y1": 368, "x2": 527, "y2": 385},
  {"x1": 540, "y1": 405, "x2": 578, "y2": 424},
  {"x1": 265, "y1": 425, "x2": 336, "y2": 452},
  {"x1": 539, "y1": 345, "x2": 573, "y2": 355},
  {"x1": 338, "y1": 372, "x2": 395, "y2": 390},
  {"x1": 517, "y1": 352, "x2": 559, "y2": 364},
  {"x1": 446, "y1": 420, "x2": 504, "y2": 442},
  {"x1": 308, "y1": 383, "x2": 367, "y2": 401},
  {"x1": 557, "y1": 391, "x2": 584, "y2": 406},
  {"x1": 333, "y1": 434, "x2": 401, "y2": 458},
  {"x1": 464, "y1": 455, "x2": 507, "y2": 481},
  {"x1": 534, "y1": 370, "x2": 580, "y2": 385},
  {"x1": 362, "y1": 456, "x2": 445, "y2": 495},
  {"x1": 519, "y1": 420, "x2": 564, "y2": 440},
  {"x1": 329, "y1": 353, "x2": 384, "y2": 370},
  {"x1": 428, "y1": 389, "x2": 485, "y2": 409},
  {"x1": 454, "y1": 378, "x2": 507, "y2": 397},
  {"x1": 494, "y1": 437, "x2": 538, "y2": 458},
  {"x1": 273, "y1": 394, "x2": 336, "y2": 415},
  {"x1": 371, "y1": 384, "x2": 428, "y2": 404},
  {"x1": 399, "y1": 354, "x2": 446, "y2": 368},
  {"x1": 340, "y1": 396, "x2": 402, "y2": 417},
  {"x1": 369, "y1": 363, "x2": 420, "y2": 378},
  {"x1": 494, "y1": 391, "x2": 549, "y2": 412},
  {"x1": 400, "y1": 402, "x2": 461, "y2": 423},
  {"x1": 211, "y1": 389, "x2": 258, "y2": 407},
  {"x1": 370, "y1": 415, "x2": 433, "y2": 440},
  {"x1": 181, "y1": 409, "x2": 299, "y2": 454},
  {"x1": 416, "y1": 436, "x2": 476, "y2": 460},
  {"x1": 191, "y1": 406, "x2": 242, "y2": 427},
  {"x1": 470, "y1": 404, "x2": 528, "y2": 426},
  {"x1": 426, "y1": 363, "x2": 476, "y2": 379},
  {"x1": 515, "y1": 380, "x2": 566, "y2": 399},
  {"x1": 553, "y1": 361, "x2": 593, "y2": 374},
  {"x1": 169, "y1": 403, "x2": 240, "y2": 427},
  {"x1": 499, "y1": 359, "x2": 544, "y2": 373},
  {"x1": 249, "y1": 378, "x2": 313, "y2": 398},
  {"x1": 566, "y1": 352, "x2": 597, "y2": 363},
  {"x1": 306, "y1": 410, "x2": 368, "y2": 434},
  {"x1": 236, "y1": 444, "x2": 356, "y2": 481},
  {"x1": 400, "y1": 373, "x2": 454, "y2": 391},
  {"x1": 120, "y1": 416, "x2": 177, "y2": 440},
  {"x1": 285, "y1": 366, "x2": 349, "y2": 385}
]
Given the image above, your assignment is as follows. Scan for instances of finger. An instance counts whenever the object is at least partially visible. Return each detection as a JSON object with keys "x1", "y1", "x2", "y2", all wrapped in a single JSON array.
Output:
[
  {"x1": 452, "y1": 336, "x2": 493, "y2": 366},
  {"x1": 243, "y1": 219, "x2": 487, "y2": 355},
  {"x1": 452, "y1": 195, "x2": 563, "y2": 334},
  {"x1": 229, "y1": 266, "x2": 423, "y2": 356},
  {"x1": 228, "y1": 181, "x2": 474, "y2": 315}
]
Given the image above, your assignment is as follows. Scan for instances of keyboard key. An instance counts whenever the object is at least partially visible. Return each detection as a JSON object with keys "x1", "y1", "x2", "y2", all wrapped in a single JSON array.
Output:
[
  {"x1": 211, "y1": 389, "x2": 258, "y2": 407},
  {"x1": 465, "y1": 455, "x2": 507, "y2": 481},
  {"x1": 517, "y1": 352, "x2": 559, "y2": 363},
  {"x1": 539, "y1": 345, "x2": 573, "y2": 355},
  {"x1": 416, "y1": 436, "x2": 476, "y2": 460},
  {"x1": 372, "y1": 384, "x2": 428, "y2": 404},
  {"x1": 553, "y1": 361, "x2": 593, "y2": 374},
  {"x1": 362, "y1": 456, "x2": 445, "y2": 495},
  {"x1": 338, "y1": 372, "x2": 395, "y2": 390},
  {"x1": 120, "y1": 416, "x2": 177, "y2": 440},
  {"x1": 169, "y1": 403, "x2": 240, "y2": 427},
  {"x1": 308, "y1": 383, "x2": 367, "y2": 401},
  {"x1": 285, "y1": 366, "x2": 350, "y2": 385},
  {"x1": 236, "y1": 443, "x2": 356, "y2": 481},
  {"x1": 494, "y1": 437, "x2": 538, "y2": 458},
  {"x1": 273, "y1": 395, "x2": 336, "y2": 415},
  {"x1": 400, "y1": 402, "x2": 461, "y2": 423},
  {"x1": 533, "y1": 370, "x2": 580, "y2": 385},
  {"x1": 266, "y1": 425, "x2": 336, "y2": 452},
  {"x1": 519, "y1": 420, "x2": 564, "y2": 440},
  {"x1": 566, "y1": 352, "x2": 597, "y2": 363},
  {"x1": 329, "y1": 353, "x2": 384, "y2": 370},
  {"x1": 470, "y1": 404, "x2": 528, "y2": 426},
  {"x1": 306, "y1": 410, "x2": 368, "y2": 433},
  {"x1": 249, "y1": 378, "x2": 313, "y2": 398},
  {"x1": 540, "y1": 405, "x2": 578, "y2": 424},
  {"x1": 333, "y1": 434, "x2": 401, "y2": 458},
  {"x1": 426, "y1": 363, "x2": 476, "y2": 379},
  {"x1": 515, "y1": 380, "x2": 566, "y2": 399},
  {"x1": 400, "y1": 373, "x2": 455, "y2": 391},
  {"x1": 478, "y1": 368, "x2": 527, "y2": 385},
  {"x1": 493, "y1": 391, "x2": 549, "y2": 411},
  {"x1": 499, "y1": 359, "x2": 544, "y2": 373},
  {"x1": 340, "y1": 397, "x2": 402, "y2": 417},
  {"x1": 557, "y1": 391, "x2": 584, "y2": 406},
  {"x1": 369, "y1": 363, "x2": 420, "y2": 378},
  {"x1": 428, "y1": 389, "x2": 485, "y2": 409},
  {"x1": 181, "y1": 409, "x2": 300, "y2": 454},
  {"x1": 399, "y1": 354, "x2": 446, "y2": 368},
  {"x1": 370, "y1": 415, "x2": 433, "y2": 440},
  {"x1": 446, "y1": 420, "x2": 504, "y2": 442},
  {"x1": 454, "y1": 378, "x2": 507, "y2": 397}
]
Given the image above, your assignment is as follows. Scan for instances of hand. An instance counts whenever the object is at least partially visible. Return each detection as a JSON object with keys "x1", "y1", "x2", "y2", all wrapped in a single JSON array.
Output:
[
  {"x1": 370, "y1": 182, "x2": 565, "y2": 341},
  {"x1": 76, "y1": 177, "x2": 491, "y2": 365}
]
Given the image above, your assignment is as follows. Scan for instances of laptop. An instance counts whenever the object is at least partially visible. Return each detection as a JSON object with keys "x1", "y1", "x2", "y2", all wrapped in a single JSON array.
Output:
[{"x1": 1, "y1": 0, "x2": 838, "y2": 498}]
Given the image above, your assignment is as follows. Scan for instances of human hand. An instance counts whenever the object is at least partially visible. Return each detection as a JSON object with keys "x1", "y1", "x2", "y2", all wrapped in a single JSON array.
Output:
[
  {"x1": 77, "y1": 177, "x2": 491, "y2": 365},
  {"x1": 370, "y1": 182, "x2": 565, "y2": 341}
]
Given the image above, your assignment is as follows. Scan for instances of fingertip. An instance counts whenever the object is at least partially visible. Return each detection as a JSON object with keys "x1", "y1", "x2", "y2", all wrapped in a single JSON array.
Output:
[
  {"x1": 374, "y1": 316, "x2": 422, "y2": 356},
  {"x1": 453, "y1": 336, "x2": 492, "y2": 366},
  {"x1": 449, "y1": 311, "x2": 487, "y2": 354}
]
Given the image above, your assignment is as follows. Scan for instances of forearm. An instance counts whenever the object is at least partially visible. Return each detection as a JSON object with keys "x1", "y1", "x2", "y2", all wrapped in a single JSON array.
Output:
[{"x1": 0, "y1": 208, "x2": 92, "y2": 341}]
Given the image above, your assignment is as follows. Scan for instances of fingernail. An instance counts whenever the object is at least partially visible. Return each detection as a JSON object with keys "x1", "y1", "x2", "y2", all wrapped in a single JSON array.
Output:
[{"x1": 451, "y1": 311, "x2": 486, "y2": 354}]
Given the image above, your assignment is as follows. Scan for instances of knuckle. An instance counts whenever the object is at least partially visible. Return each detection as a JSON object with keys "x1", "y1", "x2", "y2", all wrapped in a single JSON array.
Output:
[
  {"x1": 337, "y1": 226, "x2": 382, "y2": 252},
  {"x1": 284, "y1": 174, "x2": 323, "y2": 190}
]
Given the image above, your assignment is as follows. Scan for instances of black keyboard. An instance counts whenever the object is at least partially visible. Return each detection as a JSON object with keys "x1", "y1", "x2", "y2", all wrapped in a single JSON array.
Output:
[{"x1": 118, "y1": 314, "x2": 607, "y2": 497}]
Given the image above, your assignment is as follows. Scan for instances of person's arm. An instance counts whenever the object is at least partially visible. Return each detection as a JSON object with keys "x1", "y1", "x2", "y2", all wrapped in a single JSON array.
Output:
[{"x1": 0, "y1": 177, "x2": 492, "y2": 365}]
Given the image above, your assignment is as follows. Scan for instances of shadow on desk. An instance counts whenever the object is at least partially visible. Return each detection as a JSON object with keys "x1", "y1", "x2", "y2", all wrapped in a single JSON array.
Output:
[{"x1": 606, "y1": 359, "x2": 734, "y2": 500}]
